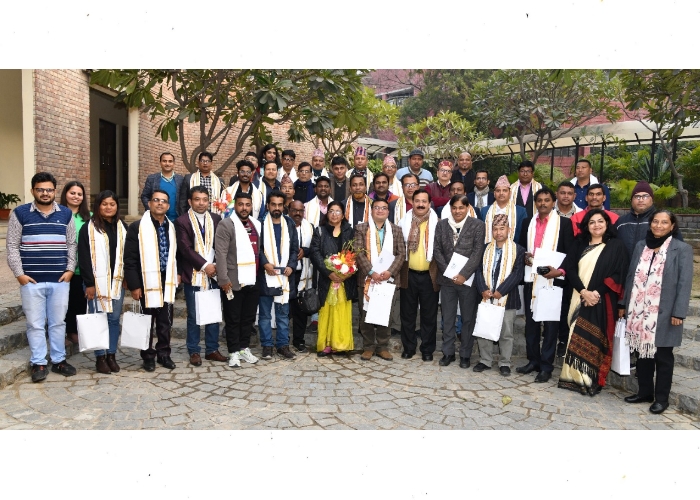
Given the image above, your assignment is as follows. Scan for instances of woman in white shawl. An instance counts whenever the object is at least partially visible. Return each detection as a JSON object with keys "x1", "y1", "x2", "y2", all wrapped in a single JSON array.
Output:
[{"x1": 78, "y1": 191, "x2": 128, "y2": 374}]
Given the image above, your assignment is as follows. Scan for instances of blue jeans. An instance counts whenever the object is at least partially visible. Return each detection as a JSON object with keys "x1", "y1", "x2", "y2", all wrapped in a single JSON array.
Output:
[
  {"x1": 87, "y1": 287, "x2": 125, "y2": 356},
  {"x1": 258, "y1": 295, "x2": 290, "y2": 348},
  {"x1": 184, "y1": 283, "x2": 220, "y2": 355},
  {"x1": 20, "y1": 281, "x2": 70, "y2": 366}
]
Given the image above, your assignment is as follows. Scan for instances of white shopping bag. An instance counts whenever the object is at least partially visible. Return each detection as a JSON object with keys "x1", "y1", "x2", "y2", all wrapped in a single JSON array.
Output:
[
  {"x1": 611, "y1": 318, "x2": 630, "y2": 376},
  {"x1": 76, "y1": 301, "x2": 109, "y2": 352},
  {"x1": 120, "y1": 302, "x2": 151, "y2": 351},
  {"x1": 515, "y1": 285, "x2": 525, "y2": 315},
  {"x1": 195, "y1": 287, "x2": 222, "y2": 325},
  {"x1": 532, "y1": 285, "x2": 563, "y2": 322},
  {"x1": 473, "y1": 301, "x2": 505, "y2": 341}
]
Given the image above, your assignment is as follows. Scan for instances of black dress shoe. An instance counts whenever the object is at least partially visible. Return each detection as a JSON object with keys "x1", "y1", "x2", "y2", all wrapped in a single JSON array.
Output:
[
  {"x1": 157, "y1": 356, "x2": 176, "y2": 370},
  {"x1": 459, "y1": 357, "x2": 470, "y2": 369},
  {"x1": 499, "y1": 366, "x2": 511, "y2": 377},
  {"x1": 401, "y1": 351, "x2": 415, "y2": 359},
  {"x1": 649, "y1": 401, "x2": 669, "y2": 414},
  {"x1": 391, "y1": 329, "x2": 401, "y2": 336},
  {"x1": 624, "y1": 394, "x2": 654, "y2": 404},
  {"x1": 472, "y1": 362, "x2": 491, "y2": 372},
  {"x1": 422, "y1": 353, "x2": 433, "y2": 362},
  {"x1": 143, "y1": 359, "x2": 156, "y2": 372},
  {"x1": 516, "y1": 362, "x2": 540, "y2": 374},
  {"x1": 439, "y1": 354, "x2": 455, "y2": 366},
  {"x1": 556, "y1": 342, "x2": 566, "y2": 357},
  {"x1": 534, "y1": 371, "x2": 552, "y2": 383}
]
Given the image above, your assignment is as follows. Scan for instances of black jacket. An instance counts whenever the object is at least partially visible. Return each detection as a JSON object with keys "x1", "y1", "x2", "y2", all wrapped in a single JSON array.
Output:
[
  {"x1": 78, "y1": 219, "x2": 129, "y2": 287},
  {"x1": 518, "y1": 214, "x2": 574, "y2": 288},
  {"x1": 309, "y1": 219, "x2": 357, "y2": 306},
  {"x1": 475, "y1": 243, "x2": 526, "y2": 310},
  {"x1": 615, "y1": 205, "x2": 683, "y2": 256},
  {"x1": 124, "y1": 216, "x2": 180, "y2": 292},
  {"x1": 257, "y1": 215, "x2": 299, "y2": 299}
]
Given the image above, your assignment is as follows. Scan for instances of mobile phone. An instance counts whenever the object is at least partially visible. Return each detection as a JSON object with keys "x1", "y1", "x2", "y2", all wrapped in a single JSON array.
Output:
[
  {"x1": 536, "y1": 266, "x2": 550, "y2": 276},
  {"x1": 226, "y1": 289, "x2": 234, "y2": 301}
]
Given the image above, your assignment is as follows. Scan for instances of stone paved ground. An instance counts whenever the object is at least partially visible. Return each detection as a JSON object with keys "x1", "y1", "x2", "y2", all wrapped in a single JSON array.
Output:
[{"x1": 0, "y1": 341, "x2": 697, "y2": 430}]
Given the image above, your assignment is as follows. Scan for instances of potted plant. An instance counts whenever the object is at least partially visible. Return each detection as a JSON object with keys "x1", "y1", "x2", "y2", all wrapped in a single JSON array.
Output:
[{"x1": 0, "y1": 192, "x2": 21, "y2": 220}]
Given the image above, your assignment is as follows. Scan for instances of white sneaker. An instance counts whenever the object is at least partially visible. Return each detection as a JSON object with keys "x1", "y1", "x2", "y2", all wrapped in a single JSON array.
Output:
[
  {"x1": 228, "y1": 352, "x2": 241, "y2": 368},
  {"x1": 239, "y1": 347, "x2": 259, "y2": 364}
]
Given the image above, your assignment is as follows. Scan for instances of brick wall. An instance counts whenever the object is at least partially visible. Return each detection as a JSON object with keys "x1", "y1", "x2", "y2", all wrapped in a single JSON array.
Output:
[{"x1": 33, "y1": 70, "x2": 91, "y2": 198}]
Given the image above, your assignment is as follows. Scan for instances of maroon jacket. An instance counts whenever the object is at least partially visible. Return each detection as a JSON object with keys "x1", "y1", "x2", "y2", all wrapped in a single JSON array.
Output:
[{"x1": 174, "y1": 211, "x2": 222, "y2": 286}]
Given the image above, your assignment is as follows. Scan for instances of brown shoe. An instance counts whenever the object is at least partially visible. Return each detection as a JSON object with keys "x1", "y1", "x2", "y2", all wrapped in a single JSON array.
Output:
[
  {"x1": 204, "y1": 351, "x2": 228, "y2": 362},
  {"x1": 376, "y1": 350, "x2": 393, "y2": 361},
  {"x1": 190, "y1": 353, "x2": 202, "y2": 366},
  {"x1": 106, "y1": 354, "x2": 120, "y2": 373},
  {"x1": 360, "y1": 350, "x2": 374, "y2": 361},
  {"x1": 95, "y1": 355, "x2": 110, "y2": 374}
]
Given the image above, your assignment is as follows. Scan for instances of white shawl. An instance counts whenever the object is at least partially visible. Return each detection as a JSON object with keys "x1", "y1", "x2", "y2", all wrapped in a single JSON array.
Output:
[
  {"x1": 312, "y1": 167, "x2": 330, "y2": 181},
  {"x1": 482, "y1": 239, "x2": 518, "y2": 307},
  {"x1": 296, "y1": 219, "x2": 314, "y2": 291},
  {"x1": 138, "y1": 211, "x2": 177, "y2": 308},
  {"x1": 399, "y1": 208, "x2": 438, "y2": 262},
  {"x1": 188, "y1": 209, "x2": 214, "y2": 289},
  {"x1": 88, "y1": 220, "x2": 126, "y2": 313},
  {"x1": 304, "y1": 196, "x2": 333, "y2": 227},
  {"x1": 263, "y1": 214, "x2": 291, "y2": 304},
  {"x1": 347, "y1": 168, "x2": 374, "y2": 192},
  {"x1": 484, "y1": 202, "x2": 518, "y2": 243},
  {"x1": 222, "y1": 182, "x2": 262, "y2": 220},
  {"x1": 277, "y1": 167, "x2": 298, "y2": 183},
  {"x1": 393, "y1": 196, "x2": 408, "y2": 225},
  {"x1": 510, "y1": 180, "x2": 543, "y2": 207},
  {"x1": 524, "y1": 211, "x2": 561, "y2": 283},
  {"x1": 230, "y1": 214, "x2": 260, "y2": 287},
  {"x1": 368, "y1": 218, "x2": 395, "y2": 271},
  {"x1": 388, "y1": 176, "x2": 402, "y2": 198},
  {"x1": 345, "y1": 196, "x2": 371, "y2": 228},
  {"x1": 190, "y1": 171, "x2": 222, "y2": 214}
]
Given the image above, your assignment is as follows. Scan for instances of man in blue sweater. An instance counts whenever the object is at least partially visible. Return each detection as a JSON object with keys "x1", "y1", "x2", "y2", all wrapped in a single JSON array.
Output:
[{"x1": 6, "y1": 172, "x2": 78, "y2": 382}]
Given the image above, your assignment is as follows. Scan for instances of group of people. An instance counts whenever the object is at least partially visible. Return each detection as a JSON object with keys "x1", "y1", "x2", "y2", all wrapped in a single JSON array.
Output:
[{"x1": 6, "y1": 147, "x2": 692, "y2": 416}]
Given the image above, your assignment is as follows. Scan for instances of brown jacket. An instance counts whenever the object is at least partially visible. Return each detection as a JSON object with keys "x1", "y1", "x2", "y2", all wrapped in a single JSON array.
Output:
[{"x1": 354, "y1": 220, "x2": 405, "y2": 288}]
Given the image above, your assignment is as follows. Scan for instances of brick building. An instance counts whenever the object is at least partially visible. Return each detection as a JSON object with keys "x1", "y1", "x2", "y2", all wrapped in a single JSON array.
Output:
[{"x1": 0, "y1": 69, "x2": 320, "y2": 218}]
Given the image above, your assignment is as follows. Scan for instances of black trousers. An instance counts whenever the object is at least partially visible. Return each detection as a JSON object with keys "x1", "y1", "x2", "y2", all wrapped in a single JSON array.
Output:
[
  {"x1": 558, "y1": 283, "x2": 573, "y2": 344},
  {"x1": 636, "y1": 346, "x2": 674, "y2": 403},
  {"x1": 523, "y1": 282, "x2": 559, "y2": 373},
  {"x1": 139, "y1": 272, "x2": 174, "y2": 360},
  {"x1": 221, "y1": 285, "x2": 259, "y2": 353},
  {"x1": 289, "y1": 271, "x2": 309, "y2": 347},
  {"x1": 400, "y1": 270, "x2": 438, "y2": 355},
  {"x1": 65, "y1": 273, "x2": 86, "y2": 334}
]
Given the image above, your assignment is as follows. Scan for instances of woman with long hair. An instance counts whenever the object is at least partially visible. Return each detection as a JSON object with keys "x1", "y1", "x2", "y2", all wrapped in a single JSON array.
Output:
[
  {"x1": 259, "y1": 144, "x2": 281, "y2": 170},
  {"x1": 78, "y1": 190, "x2": 128, "y2": 374},
  {"x1": 60, "y1": 181, "x2": 91, "y2": 345},
  {"x1": 309, "y1": 200, "x2": 357, "y2": 356},
  {"x1": 622, "y1": 210, "x2": 693, "y2": 414},
  {"x1": 559, "y1": 209, "x2": 629, "y2": 396}
]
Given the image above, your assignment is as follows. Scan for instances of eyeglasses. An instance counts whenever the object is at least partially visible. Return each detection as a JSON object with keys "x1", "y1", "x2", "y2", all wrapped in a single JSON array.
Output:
[
  {"x1": 34, "y1": 188, "x2": 55, "y2": 194},
  {"x1": 151, "y1": 198, "x2": 169, "y2": 204},
  {"x1": 439, "y1": 169, "x2": 452, "y2": 174},
  {"x1": 328, "y1": 210, "x2": 342, "y2": 215},
  {"x1": 282, "y1": 157, "x2": 294, "y2": 161},
  {"x1": 372, "y1": 206, "x2": 389, "y2": 212},
  {"x1": 633, "y1": 194, "x2": 651, "y2": 200},
  {"x1": 403, "y1": 183, "x2": 418, "y2": 188},
  {"x1": 199, "y1": 159, "x2": 212, "y2": 164}
]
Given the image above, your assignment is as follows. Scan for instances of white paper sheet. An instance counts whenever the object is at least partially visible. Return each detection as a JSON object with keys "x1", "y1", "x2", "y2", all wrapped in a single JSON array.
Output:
[
  {"x1": 443, "y1": 252, "x2": 474, "y2": 286},
  {"x1": 364, "y1": 282, "x2": 396, "y2": 327},
  {"x1": 526, "y1": 248, "x2": 567, "y2": 281}
]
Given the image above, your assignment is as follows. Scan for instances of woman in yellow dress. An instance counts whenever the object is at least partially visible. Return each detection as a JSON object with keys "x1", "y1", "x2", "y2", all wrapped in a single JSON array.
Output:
[{"x1": 309, "y1": 201, "x2": 356, "y2": 356}]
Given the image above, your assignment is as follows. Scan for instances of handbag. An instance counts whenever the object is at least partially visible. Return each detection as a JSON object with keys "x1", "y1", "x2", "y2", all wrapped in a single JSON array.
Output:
[
  {"x1": 297, "y1": 288, "x2": 320, "y2": 314},
  {"x1": 532, "y1": 284, "x2": 563, "y2": 322},
  {"x1": 195, "y1": 284, "x2": 222, "y2": 325},
  {"x1": 611, "y1": 318, "x2": 631, "y2": 376},
  {"x1": 120, "y1": 301, "x2": 152, "y2": 351},
  {"x1": 473, "y1": 300, "x2": 506, "y2": 341},
  {"x1": 76, "y1": 300, "x2": 109, "y2": 352}
]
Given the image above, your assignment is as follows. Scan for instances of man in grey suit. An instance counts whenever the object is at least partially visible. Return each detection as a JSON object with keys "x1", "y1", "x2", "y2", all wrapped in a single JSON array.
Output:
[
  {"x1": 141, "y1": 152, "x2": 185, "y2": 218},
  {"x1": 433, "y1": 194, "x2": 485, "y2": 368}
]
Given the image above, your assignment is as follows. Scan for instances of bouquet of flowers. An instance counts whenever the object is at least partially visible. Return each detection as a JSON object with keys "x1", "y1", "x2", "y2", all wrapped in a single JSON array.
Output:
[
  {"x1": 324, "y1": 242, "x2": 358, "y2": 306},
  {"x1": 212, "y1": 191, "x2": 235, "y2": 218}
]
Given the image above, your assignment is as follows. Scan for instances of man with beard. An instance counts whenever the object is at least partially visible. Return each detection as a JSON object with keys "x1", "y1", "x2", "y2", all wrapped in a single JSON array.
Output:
[
  {"x1": 288, "y1": 200, "x2": 315, "y2": 352},
  {"x1": 451, "y1": 152, "x2": 476, "y2": 193},
  {"x1": 255, "y1": 160, "x2": 281, "y2": 221},
  {"x1": 482, "y1": 175, "x2": 527, "y2": 244},
  {"x1": 342, "y1": 174, "x2": 371, "y2": 228},
  {"x1": 554, "y1": 181, "x2": 582, "y2": 218},
  {"x1": 220, "y1": 160, "x2": 263, "y2": 220},
  {"x1": 179, "y1": 151, "x2": 225, "y2": 215},
  {"x1": 369, "y1": 173, "x2": 398, "y2": 203},
  {"x1": 510, "y1": 161, "x2": 542, "y2": 219},
  {"x1": 468, "y1": 169, "x2": 494, "y2": 220},
  {"x1": 215, "y1": 192, "x2": 262, "y2": 368},
  {"x1": 397, "y1": 149, "x2": 434, "y2": 189},
  {"x1": 141, "y1": 152, "x2": 185, "y2": 218},
  {"x1": 258, "y1": 191, "x2": 299, "y2": 360},
  {"x1": 304, "y1": 176, "x2": 333, "y2": 227},
  {"x1": 310, "y1": 149, "x2": 329, "y2": 181},
  {"x1": 570, "y1": 184, "x2": 619, "y2": 236},
  {"x1": 174, "y1": 186, "x2": 227, "y2": 367},
  {"x1": 7, "y1": 172, "x2": 78, "y2": 382},
  {"x1": 390, "y1": 173, "x2": 419, "y2": 225},
  {"x1": 347, "y1": 146, "x2": 373, "y2": 190}
]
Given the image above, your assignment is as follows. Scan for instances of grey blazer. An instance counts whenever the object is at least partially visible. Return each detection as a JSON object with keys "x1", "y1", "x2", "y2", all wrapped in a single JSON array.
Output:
[
  {"x1": 623, "y1": 237, "x2": 693, "y2": 347},
  {"x1": 433, "y1": 217, "x2": 485, "y2": 288},
  {"x1": 214, "y1": 216, "x2": 256, "y2": 292}
]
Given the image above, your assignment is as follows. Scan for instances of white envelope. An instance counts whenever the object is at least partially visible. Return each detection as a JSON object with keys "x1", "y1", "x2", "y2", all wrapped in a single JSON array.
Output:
[
  {"x1": 443, "y1": 252, "x2": 474, "y2": 286},
  {"x1": 364, "y1": 282, "x2": 396, "y2": 327}
]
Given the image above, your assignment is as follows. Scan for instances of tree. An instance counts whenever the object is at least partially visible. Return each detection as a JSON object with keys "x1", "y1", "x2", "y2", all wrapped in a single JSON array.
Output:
[
  {"x1": 89, "y1": 69, "x2": 367, "y2": 175},
  {"x1": 287, "y1": 86, "x2": 398, "y2": 158},
  {"x1": 397, "y1": 70, "x2": 493, "y2": 126},
  {"x1": 471, "y1": 69, "x2": 620, "y2": 164},
  {"x1": 616, "y1": 70, "x2": 700, "y2": 207},
  {"x1": 396, "y1": 111, "x2": 489, "y2": 164}
]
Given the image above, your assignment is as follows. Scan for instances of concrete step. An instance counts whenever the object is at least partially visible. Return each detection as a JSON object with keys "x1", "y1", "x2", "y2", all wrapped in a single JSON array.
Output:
[
  {"x1": 607, "y1": 364, "x2": 700, "y2": 416},
  {"x1": 676, "y1": 339, "x2": 700, "y2": 372},
  {"x1": 0, "y1": 299, "x2": 24, "y2": 327}
]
